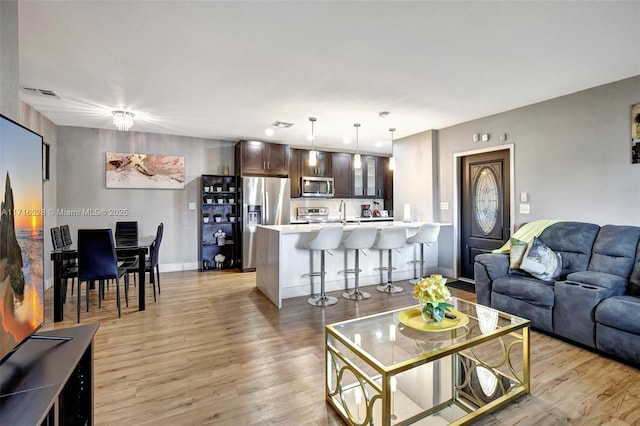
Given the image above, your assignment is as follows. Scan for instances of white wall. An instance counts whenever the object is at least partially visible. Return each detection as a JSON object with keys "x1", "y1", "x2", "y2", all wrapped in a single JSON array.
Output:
[
  {"x1": 18, "y1": 102, "x2": 58, "y2": 287},
  {"x1": 56, "y1": 126, "x2": 236, "y2": 272},
  {"x1": 393, "y1": 130, "x2": 438, "y2": 222}
]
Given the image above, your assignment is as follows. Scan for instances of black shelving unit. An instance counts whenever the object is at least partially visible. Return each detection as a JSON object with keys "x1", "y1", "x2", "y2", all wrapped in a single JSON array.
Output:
[{"x1": 200, "y1": 174, "x2": 239, "y2": 271}]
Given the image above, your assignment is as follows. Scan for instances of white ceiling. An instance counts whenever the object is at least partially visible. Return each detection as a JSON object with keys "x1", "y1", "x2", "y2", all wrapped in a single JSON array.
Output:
[{"x1": 17, "y1": 1, "x2": 640, "y2": 155}]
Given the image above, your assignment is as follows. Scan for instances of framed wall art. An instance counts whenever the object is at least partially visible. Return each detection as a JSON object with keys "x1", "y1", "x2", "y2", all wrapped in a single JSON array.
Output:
[
  {"x1": 106, "y1": 152, "x2": 185, "y2": 189},
  {"x1": 632, "y1": 103, "x2": 640, "y2": 164}
]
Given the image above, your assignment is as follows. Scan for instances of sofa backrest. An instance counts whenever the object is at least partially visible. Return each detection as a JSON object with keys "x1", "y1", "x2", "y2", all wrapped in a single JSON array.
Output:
[
  {"x1": 588, "y1": 225, "x2": 640, "y2": 278},
  {"x1": 538, "y1": 221, "x2": 600, "y2": 278}
]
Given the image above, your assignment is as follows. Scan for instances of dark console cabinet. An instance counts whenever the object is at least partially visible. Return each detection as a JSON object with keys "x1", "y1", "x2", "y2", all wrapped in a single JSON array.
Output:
[{"x1": 0, "y1": 324, "x2": 98, "y2": 426}]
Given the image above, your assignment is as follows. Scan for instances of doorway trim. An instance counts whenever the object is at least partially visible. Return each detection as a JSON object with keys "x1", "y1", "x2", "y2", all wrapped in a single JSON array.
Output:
[{"x1": 452, "y1": 143, "x2": 515, "y2": 282}]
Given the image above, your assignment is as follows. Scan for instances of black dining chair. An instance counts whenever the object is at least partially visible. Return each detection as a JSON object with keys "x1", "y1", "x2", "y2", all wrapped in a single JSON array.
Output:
[
  {"x1": 60, "y1": 224, "x2": 73, "y2": 247},
  {"x1": 147, "y1": 223, "x2": 164, "y2": 300},
  {"x1": 76, "y1": 229, "x2": 128, "y2": 322},
  {"x1": 50, "y1": 226, "x2": 64, "y2": 250},
  {"x1": 125, "y1": 222, "x2": 163, "y2": 302},
  {"x1": 115, "y1": 221, "x2": 139, "y2": 285},
  {"x1": 115, "y1": 221, "x2": 138, "y2": 246},
  {"x1": 50, "y1": 226, "x2": 78, "y2": 303}
]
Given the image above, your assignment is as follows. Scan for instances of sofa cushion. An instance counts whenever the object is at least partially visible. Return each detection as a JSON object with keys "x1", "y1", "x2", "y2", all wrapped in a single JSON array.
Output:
[
  {"x1": 595, "y1": 295, "x2": 640, "y2": 335},
  {"x1": 519, "y1": 237, "x2": 562, "y2": 282},
  {"x1": 566, "y1": 271, "x2": 629, "y2": 292},
  {"x1": 492, "y1": 275, "x2": 555, "y2": 307},
  {"x1": 538, "y1": 222, "x2": 600, "y2": 278},
  {"x1": 509, "y1": 238, "x2": 528, "y2": 270},
  {"x1": 588, "y1": 225, "x2": 640, "y2": 278}
]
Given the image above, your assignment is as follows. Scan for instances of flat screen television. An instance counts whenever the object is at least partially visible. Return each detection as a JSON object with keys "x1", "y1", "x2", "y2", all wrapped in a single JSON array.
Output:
[{"x1": 0, "y1": 113, "x2": 45, "y2": 364}]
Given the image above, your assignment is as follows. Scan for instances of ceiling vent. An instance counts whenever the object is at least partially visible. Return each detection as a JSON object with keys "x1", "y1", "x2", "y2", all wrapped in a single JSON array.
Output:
[
  {"x1": 20, "y1": 87, "x2": 62, "y2": 99},
  {"x1": 271, "y1": 121, "x2": 294, "y2": 128}
]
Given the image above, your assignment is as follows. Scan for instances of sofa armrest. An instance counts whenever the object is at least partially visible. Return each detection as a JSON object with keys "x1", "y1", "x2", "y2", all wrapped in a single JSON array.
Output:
[{"x1": 474, "y1": 253, "x2": 509, "y2": 307}]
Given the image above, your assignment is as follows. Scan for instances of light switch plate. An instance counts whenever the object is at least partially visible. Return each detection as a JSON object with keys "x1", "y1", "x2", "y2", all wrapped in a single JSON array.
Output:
[
  {"x1": 519, "y1": 204, "x2": 530, "y2": 214},
  {"x1": 520, "y1": 192, "x2": 528, "y2": 202},
  {"x1": 188, "y1": 202, "x2": 196, "y2": 210},
  {"x1": 440, "y1": 202, "x2": 449, "y2": 210}
]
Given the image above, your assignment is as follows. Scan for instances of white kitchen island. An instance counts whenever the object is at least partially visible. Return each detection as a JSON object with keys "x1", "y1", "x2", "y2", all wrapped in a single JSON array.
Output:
[{"x1": 256, "y1": 221, "x2": 450, "y2": 308}]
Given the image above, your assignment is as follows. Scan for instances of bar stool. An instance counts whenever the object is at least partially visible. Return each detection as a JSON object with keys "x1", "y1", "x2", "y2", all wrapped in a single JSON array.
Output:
[
  {"x1": 342, "y1": 227, "x2": 378, "y2": 301},
  {"x1": 374, "y1": 227, "x2": 407, "y2": 293},
  {"x1": 306, "y1": 226, "x2": 344, "y2": 307},
  {"x1": 407, "y1": 224, "x2": 441, "y2": 284}
]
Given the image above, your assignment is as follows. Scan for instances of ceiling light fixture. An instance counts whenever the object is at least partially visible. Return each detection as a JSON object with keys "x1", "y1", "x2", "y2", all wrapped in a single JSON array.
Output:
[
  {"x1": 389, "y1": 128, "x2": 396, "y2": 171},
  {"x1": 265, "y1": 128, "x2": 275, "y2": 136},
  {"x1": 112, "y1": 111, "x2": 135, "y2": 131},
  {"x1": 353, "y1": 123, "x2": 361, "y2": 169},
  {"x1": 272, "y1": 121, "x2": 294, "y2": 128},
  {"x1": 308, "y1": 117, "x2": 317, "y2": 167}
]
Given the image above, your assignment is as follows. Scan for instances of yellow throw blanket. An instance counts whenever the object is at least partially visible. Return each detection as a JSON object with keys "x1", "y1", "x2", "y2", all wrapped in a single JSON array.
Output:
[{"x1": 492, "y1": 219, "x2": 562, "y2": 253}]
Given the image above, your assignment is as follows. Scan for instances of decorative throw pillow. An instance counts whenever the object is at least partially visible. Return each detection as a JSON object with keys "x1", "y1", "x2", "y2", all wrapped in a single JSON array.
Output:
[
  {"x1": 509, "y1": 238, "x2": 528, "y2": 270},
  {"x1": 519, "y1": 237, "x2": 562, "y2": 282}
]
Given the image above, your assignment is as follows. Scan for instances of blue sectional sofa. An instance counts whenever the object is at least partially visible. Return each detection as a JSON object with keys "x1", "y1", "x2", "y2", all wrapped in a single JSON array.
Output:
[{"x1": 474, "y1": 221, "x2": 640, "y2": 365}]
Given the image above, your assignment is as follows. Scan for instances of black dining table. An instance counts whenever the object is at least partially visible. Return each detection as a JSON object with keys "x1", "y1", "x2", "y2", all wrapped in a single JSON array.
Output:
[{"x1": 50, "y1": 237, "x2": 154, "y2": 322}]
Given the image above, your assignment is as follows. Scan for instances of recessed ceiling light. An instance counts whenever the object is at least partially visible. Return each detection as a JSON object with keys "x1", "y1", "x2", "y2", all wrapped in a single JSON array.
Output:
[
  {"x1": 379, "y1": 111, "x2": 390, "y2": 118},
  {"x1": 265, "y1": 128, "x2": 275, "y2": 136},
  {"x1": 272, "y1": 121, "x2": 294, "y2": 128},
  {"x1": 343, "y1": 137, "x2": 352, "y2": 144}
]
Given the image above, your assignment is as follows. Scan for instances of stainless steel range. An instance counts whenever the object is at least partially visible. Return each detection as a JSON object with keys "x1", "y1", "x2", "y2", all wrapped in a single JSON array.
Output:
[{"x1": 296, "y1": 207, "x2": 329, "y2": 223}]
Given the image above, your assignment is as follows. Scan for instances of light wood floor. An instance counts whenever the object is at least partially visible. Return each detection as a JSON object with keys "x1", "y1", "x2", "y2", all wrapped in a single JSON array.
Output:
[{"x1": 42, "y1": 271, "x2": 640, "y2": 425}]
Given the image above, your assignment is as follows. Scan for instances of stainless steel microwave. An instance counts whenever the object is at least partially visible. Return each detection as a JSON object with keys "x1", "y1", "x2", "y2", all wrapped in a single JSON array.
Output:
[{"x1": 301, "y1": 176, "x2": 334, "y2": 197}]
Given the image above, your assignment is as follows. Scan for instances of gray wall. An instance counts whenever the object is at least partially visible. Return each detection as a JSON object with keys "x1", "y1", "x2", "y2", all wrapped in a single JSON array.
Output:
[
  {"x1": 18, "y1": 102, "x2": 58, "y2": 287},
  {"x1": 56, "y1": 126, "x2": 235, "y2": 271},
  {"x1": 438, "y1": 74, "x2": 640, "y2": 228},
  {"x1": 0, "y1": 0, "x2": 18, "y2": 119}
]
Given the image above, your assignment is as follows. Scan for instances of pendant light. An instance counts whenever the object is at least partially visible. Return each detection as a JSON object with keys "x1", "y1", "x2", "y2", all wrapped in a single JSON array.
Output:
[
  {"x1": 388, "y1": 128, "x2": 396, "y2": 171},
  {"x1": 308, "y1": 117, "x2": 317, "y2": 167},
  {"x1": 353, "y1": 123, "x2": 361, "y2": 169}
]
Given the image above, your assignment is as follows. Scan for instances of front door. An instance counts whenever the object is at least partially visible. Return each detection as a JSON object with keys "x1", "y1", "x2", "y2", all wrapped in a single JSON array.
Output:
[{"x1": 460, "y1": 149, "x2": 511, "y2": 279}]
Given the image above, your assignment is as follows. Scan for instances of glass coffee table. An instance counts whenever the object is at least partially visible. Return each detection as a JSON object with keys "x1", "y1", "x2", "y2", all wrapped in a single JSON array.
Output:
[{"x1": 325, "y1": 297, "x2": 530, "y2": 425}]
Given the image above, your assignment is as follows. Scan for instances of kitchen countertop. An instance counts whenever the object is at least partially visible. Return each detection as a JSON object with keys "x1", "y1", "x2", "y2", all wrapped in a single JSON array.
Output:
[
  {"x1": 260, "y1": 221, "x2": 446, "y2": 233},
  {"x1": 290, "y1": 216, "x2": 394, "y2": 224}
]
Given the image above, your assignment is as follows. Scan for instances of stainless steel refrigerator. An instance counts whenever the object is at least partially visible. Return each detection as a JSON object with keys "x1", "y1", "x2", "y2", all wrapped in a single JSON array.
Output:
[{"x1": 241, "y1": 177, "x2": 290, "y2": 271}]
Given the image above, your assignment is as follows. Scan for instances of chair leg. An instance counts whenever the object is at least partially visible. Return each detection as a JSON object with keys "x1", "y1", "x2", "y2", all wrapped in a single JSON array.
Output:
[
  {"x1": 409, "y1": 242, "x2": 426, "y2": 284},
  {"x1": 308, "y1": 250, "x2": 338, "y2": 307},
  {"x1": 150, "y1": 269, "x2": 157, "y2": 303},
  {"x1": 77, "y1": 281, "x2": 81, "y2": 323},
  {"x1": 377, "y1": 249, "x2": 404, "y2": 293},
  {"x1": 115, "y1": 278, "x2": 121, "y2": 318},
  {"x1": 156, "y1": 266, "x2": 161, "y2": 294},
  {"x1": 124, "y1": 275, "x2": 129, "y2": 307},
  {"x1": 86, "y1": 280, "x2": 90, "y2": 312},
  {"x1": 98, "y1": 281, "x2": 102, "y2": 309},
  {"x1": 343, "y1": 249, "x2": 371, "y2": 301}
]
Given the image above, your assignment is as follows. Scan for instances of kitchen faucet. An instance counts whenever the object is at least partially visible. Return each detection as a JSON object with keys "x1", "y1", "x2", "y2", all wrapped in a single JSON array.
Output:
[{"x1": 338, "y1": 199, "x2": 346, "y2": 224}]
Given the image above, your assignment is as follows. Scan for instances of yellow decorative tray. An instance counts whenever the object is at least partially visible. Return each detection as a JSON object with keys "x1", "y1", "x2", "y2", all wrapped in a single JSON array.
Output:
[{"x1": 397, "y1": 307, "x2": 469, "y2": 332}]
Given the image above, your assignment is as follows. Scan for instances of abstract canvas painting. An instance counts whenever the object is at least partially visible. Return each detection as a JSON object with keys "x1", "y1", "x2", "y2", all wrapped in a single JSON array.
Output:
[
  {"x1": 632, "y1": 104, "x2": 640, "y2": 164},
  {"x1": 106, "y1": 152, "x2": 185, "y2": 189}
]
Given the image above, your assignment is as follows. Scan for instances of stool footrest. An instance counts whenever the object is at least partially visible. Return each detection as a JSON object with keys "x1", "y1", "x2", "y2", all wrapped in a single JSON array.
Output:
[{"x1": 374, "y1": 266, "x2": 397, "y2": 272}]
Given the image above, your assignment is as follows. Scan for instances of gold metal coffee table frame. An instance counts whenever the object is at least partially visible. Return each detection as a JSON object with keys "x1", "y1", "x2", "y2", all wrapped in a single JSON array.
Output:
[{"x1": 325, "y1": 298, "x2": 530, "y2": 425}]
